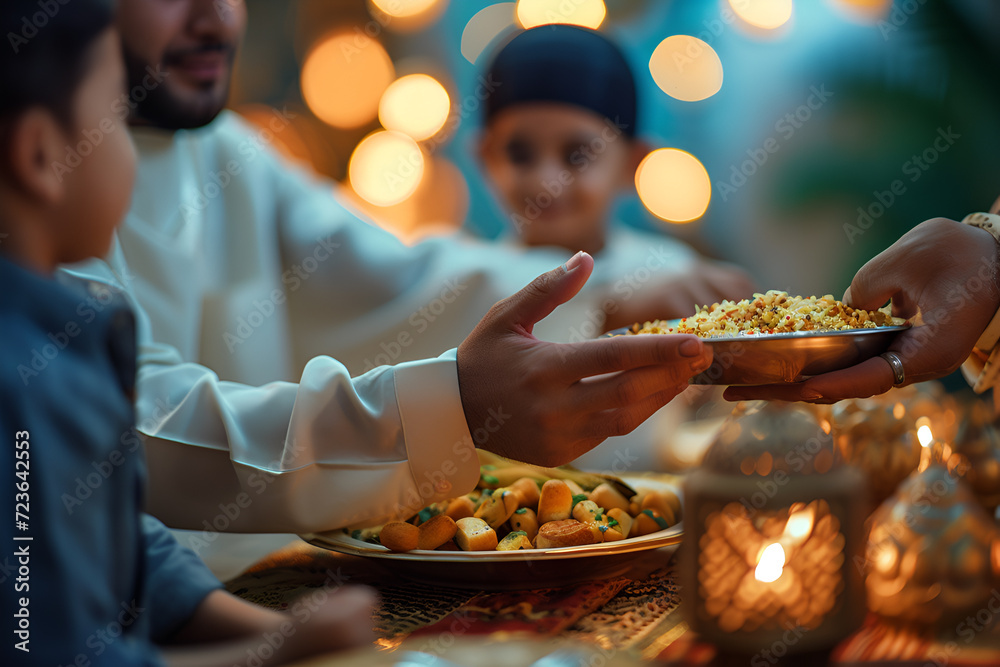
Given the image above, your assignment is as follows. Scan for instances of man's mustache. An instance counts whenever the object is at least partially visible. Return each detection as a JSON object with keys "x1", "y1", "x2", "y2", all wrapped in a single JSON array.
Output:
[{"x1": 164, "y1": 43, "x2": 235, "y2": 65}]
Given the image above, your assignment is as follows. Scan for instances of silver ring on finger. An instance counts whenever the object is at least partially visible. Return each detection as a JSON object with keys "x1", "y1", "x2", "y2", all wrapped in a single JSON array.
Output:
[{"x1": 879, "y1": 351, "x2": 905, "y2": 386}]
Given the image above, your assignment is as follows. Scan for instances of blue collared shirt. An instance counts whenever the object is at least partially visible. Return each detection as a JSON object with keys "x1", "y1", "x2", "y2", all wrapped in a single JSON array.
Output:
[{"x1": 1, "y1": 255, "x2": 220, "y2": 665}]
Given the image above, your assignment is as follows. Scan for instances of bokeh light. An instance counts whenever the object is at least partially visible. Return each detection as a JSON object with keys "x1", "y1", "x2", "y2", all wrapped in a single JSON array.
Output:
[
  {"x1": 370, "y1": 0, "x2": 442, "y2": 18},
  {"x1": 649, "y1": 35, "x2": 724, "y2": 102},
  {"x1": 348, "y1": 156, "x2": 469, "y2": 244},
  {"x1": 635, "y1": 148, "x2": 712, "y2": 223},
  {"x1": 379, "y1": 74, "x2": 451, "y2": 141},
  {"x1": 461, "y1": 2, "x2": 518, "y2": 64},
  {"x1": 368, "y1": 0, "x2": 449, "y2": 32},
  {"x1": 348, "y1": 130, "x2": 425, "y2": 207},
  {"x1": 301, "y1": 32, "x2": 395, "y2": 129},
  {"x1": 515, "y1": 0, "x2": 606, "y2": 29},
  {"x1": 727, "y1": 0, "x2": 793, "y2": 30},
  {"x1": 829, "y1": 0, "x2": 893, "y2": 23}
]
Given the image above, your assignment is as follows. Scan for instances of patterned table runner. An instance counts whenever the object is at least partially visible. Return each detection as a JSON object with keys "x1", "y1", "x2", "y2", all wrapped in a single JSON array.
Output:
[{"x1": 226, "y1": 541, "x2": 1000, "y2": 665}]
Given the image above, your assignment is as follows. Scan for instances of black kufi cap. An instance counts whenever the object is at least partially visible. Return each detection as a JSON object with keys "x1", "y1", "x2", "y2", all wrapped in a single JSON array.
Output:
[{"x1": 484, "y1": 24, "x2": 638, "y2": 137}]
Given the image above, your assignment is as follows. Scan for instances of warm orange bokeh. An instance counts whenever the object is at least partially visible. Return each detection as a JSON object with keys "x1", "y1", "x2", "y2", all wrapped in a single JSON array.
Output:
[
  {"x1": 379, "y1": 74, "x2": 451, "y2": 141},
  {"x1": 649, "y1": 35, "x2": 724, "y2": 103},
  {"x1": 728, "y1": 0, "x2": 793, "y2": 30},
  {"x1": 515, "y1": 0, "x2": 606, "y2": 29},
  {"x1": 301, "y1": 32, "x2": 395, "y2": 129},
  {"x1": 635, "y1": 148, "x2": 712, "y2": 223}
]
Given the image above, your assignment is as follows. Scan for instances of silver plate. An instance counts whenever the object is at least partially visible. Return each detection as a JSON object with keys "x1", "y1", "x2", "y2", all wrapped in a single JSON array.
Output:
[
  {"x1": 607, "y1": 322, "x2": 910, "y2": 386},
  {"x1": 302, "y1": 477, "x2": 683, "y2": 590}
]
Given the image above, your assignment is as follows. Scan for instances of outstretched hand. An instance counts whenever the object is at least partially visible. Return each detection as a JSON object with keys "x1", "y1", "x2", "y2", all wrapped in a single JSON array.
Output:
[
  {"x1": 725, "y1": 218, "x2": 1000, "y2": 404},
  {"x1": 457, "y1": 251, "x2": 712, "y2": 466}
]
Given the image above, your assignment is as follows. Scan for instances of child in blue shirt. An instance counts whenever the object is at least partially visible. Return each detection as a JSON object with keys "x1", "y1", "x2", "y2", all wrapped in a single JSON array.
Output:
[{"x1": 0, "y1": 1, "x2": 373, "y2": 664}]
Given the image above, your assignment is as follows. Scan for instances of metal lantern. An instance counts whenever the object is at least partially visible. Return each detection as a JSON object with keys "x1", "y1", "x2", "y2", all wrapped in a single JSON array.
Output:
[
  {"x1": 866, "y1": 430, "x2": 1000, "y2": 629},
  {"x1": 681, "y1": 402, "x2": 867, "y2": 655},
  {"x1": 831, "y1": 383, "x2": 959, "y2": 510},
  {"x1": 831, "y1": 397, "x2": 921, "y2": 509},
  {"x1": 948, "y1": 401, "x2": 1000, "y2": 514}
]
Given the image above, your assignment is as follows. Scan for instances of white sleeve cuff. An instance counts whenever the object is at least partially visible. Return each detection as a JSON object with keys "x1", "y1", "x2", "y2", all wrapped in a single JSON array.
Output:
[{"x1": 394, "y1": 349, "x2": 480, "y2": 514}]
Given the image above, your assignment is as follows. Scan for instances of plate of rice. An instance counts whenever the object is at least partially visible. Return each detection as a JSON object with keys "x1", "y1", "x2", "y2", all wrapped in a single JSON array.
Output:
[{"x1": 609, "y1": 290, "x2": 909, "y2": 385}]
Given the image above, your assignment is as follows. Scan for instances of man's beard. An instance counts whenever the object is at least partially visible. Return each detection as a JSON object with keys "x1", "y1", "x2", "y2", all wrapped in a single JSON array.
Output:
[{"x1": 122, "y1": 42, "x2": 235, "y2": 130}]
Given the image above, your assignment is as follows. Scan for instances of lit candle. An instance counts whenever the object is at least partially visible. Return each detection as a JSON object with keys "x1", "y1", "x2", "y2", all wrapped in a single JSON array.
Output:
[
  {"x1": 917, "y1": 422, "x2": 950, "y2": 471},
  {"x1": 682, "y1": 402, "x2": 867, "y2": 654},
  {"x1": 783, "y1": 506, "x2": 815, "y2": 544},
  {"x1": 754, "y1": 543, "x2": 785, "y2": 583}
]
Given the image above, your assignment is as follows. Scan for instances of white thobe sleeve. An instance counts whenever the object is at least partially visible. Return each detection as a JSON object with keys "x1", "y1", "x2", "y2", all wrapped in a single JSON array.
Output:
[
  {"x1": 139, "y1": 342, "x2": 480, "y2": 533},
  {"x1": 59, "y1": 115, "x2": 599, "y2": 535},
  {"x1": 64, "y1": 241, "x2": 483, "y2": 534}
]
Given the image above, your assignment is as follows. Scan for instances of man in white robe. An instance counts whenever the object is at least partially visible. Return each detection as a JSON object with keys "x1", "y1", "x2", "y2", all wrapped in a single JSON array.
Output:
[{"x1": 59, "y1": 0, "x2": 723, "y2": 575}]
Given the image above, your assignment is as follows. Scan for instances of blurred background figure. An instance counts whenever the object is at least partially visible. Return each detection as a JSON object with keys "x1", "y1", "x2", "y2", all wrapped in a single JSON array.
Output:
[
  {"x1": 230, "y1": 0, "x2": 997, "y2": 325},
  {"x1": 476, "y1": 24, "x2": 754, "y2": 326}
]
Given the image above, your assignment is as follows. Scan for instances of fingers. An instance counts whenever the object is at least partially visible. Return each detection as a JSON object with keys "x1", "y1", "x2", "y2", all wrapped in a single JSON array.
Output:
[
  {"x1": 581, "y1": 387, "x2": 686, "y2": 441},
  {"x1": 496, "y1": 251, "x2": 595, "y2": 333},
  {"x1": 572, "y1": 362, "x2": 707, "y2": 411},
  {"x1": 311, "y1": 586, "x2": 378, "y2": 650},
  {"x1": 556, "y1": 334, "x2": 711, "y2": 380},
  {"x1": 724, "y1": 356, "x2": 895, "y2": 404},
  {"x1": 843, "y1": 255, "x2": 902, "y2": 313}
]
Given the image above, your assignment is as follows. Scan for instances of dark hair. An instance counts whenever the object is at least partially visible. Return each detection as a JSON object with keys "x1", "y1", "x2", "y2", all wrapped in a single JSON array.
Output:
[
  {"x1": 0, "y1": 0, "x2": 116, "y2": 128},
  {"x1": 484, "y1": 25, "x2": 639, "y2": 138}
]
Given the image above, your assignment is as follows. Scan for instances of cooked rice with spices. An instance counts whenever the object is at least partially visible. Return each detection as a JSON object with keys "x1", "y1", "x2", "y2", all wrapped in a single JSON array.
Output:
[{"x1": 630, "y1": 290, "x2": 904, "y2": 338}]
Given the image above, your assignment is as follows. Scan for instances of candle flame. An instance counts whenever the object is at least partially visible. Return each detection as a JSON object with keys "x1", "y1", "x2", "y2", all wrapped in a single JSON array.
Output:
[
  {"x1": 917, "y1": 424, "x2": 934, "y2": 448},
  {"x1": 784, "y1": 508, "x2": 815, "y2": 541},
  {"x1": 755, "y1": 543, "x2": 785, "y2": 583}
]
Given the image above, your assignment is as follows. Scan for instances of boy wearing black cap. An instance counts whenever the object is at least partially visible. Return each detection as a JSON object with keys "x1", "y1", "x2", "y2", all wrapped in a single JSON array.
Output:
[{"x1": 479, "y1": 25, "x2": 753, "y2": 328}]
